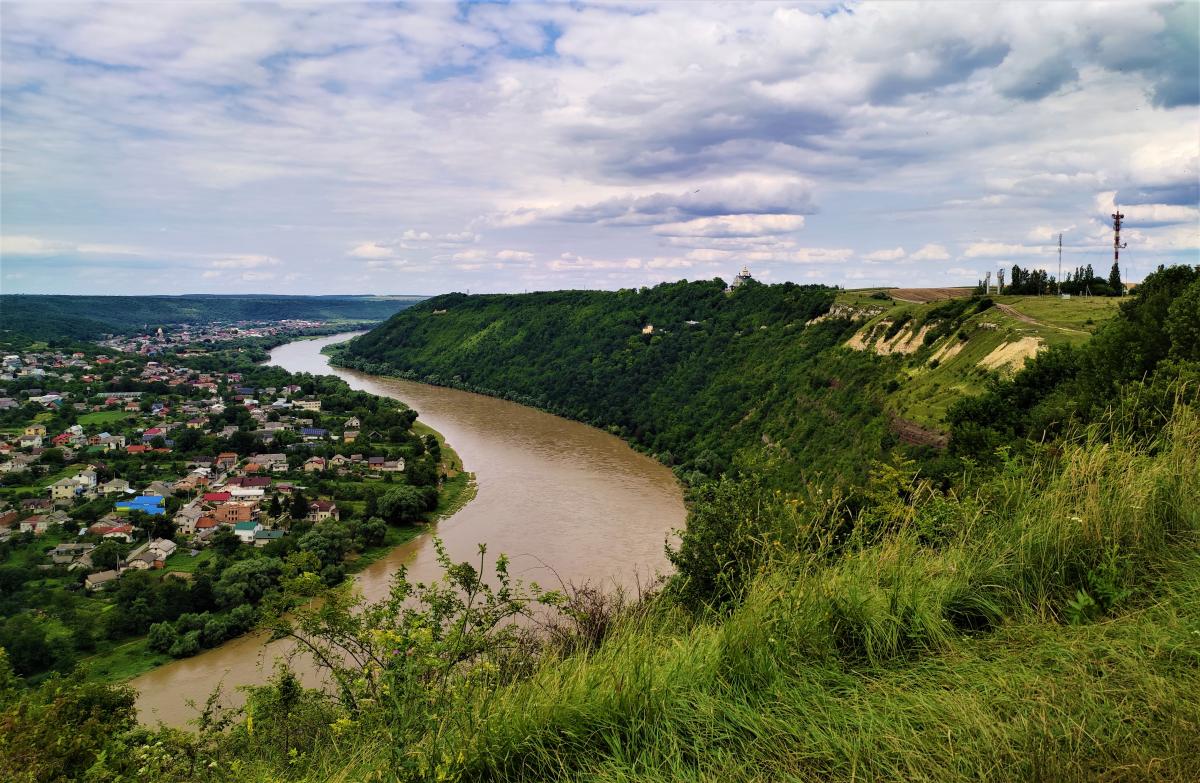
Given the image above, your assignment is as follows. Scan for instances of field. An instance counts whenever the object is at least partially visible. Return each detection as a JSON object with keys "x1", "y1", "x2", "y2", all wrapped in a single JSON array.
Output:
[
  {"x1": 995, "y1": 294, "x2": 1122, "y2": 334},
  {"x1": 77, "y1": 410, "x2": 134, "y2": 427}
]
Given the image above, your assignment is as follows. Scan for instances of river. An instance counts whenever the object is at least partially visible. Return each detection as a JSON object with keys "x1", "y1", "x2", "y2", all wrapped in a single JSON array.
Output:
[{"x1": 132, "y1": 333, "x2": 686, "y2": 726}]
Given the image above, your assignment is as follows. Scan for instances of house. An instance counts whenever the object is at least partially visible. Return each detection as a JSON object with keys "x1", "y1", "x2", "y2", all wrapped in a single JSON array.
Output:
[
  {"x1": 226, "y1": 476, "x2": 271, "y2": 489},
  {"x1": 307, "y1": 499, "x2": 340, "y2": 523},
  {"x1": 23, "y1": 423, "x2": 47, "y2": 438},
  {"x1": 101, "y1": 524, "x2": 135, "y2": 542},
  {"x1": 343, "y1": 430, "x2": 359, "y2": 444},
  {"x1": 174, "y1": 503, "x2": 204, "y2": 534},
  {"x1": 18, "y1": 433, "x2": 43, "y2": 448},
  {"x1": 344, "y1": 416, "x2": 361, "y2": 429},
  {"x1": 229, "y1": 486, "x2": 265, "y2": 500},
  {"x1": 194, "y1": 516, "x2": 219, "y2": 536},
  {"x1": 100, "y1": 478, "x2": 132, "y2": 495},
  {"x1": 49, "y1": 542, "x2": 94, "y2": 566},
  {"x1": 303, "y1": 456, "x2": 326, "y2": 473},
  {"x1": 144, "y1": 480, "x2": 175, "y2": 497},
  {"x1": 115, "y1": 495, "x2": 166, "y2": 516},
  {"x1": 367, "y1": 456, "x2": 385, "y2": 470},
  {"x1": 0, "y1": 510, "x2": 20, "y2": 531},
  {"x1": 212, "y1": 503, "x2": 254, "y2": 524},
  {"x1": 85, "y1": 569, "x2": 120, "y2": 591},
  {"x1": 233, "y1": 521, "x2": 262, "y2": 544},
  {"x1": 330, "y1": 454, "x2": 351, "y2": 468},
  {"x1": 254, "y1": 529, "x2": 286, "y2": 547},
  {"x1": 300, "y1": 427, "x2": 328, "y2": 440},
  {"x1": 49, "y1": 478, "x2": 83, "y2": 502},
  {"x1": 203, "y1": 491, "x2": 232, "y2": 503},
  {"x1": 294, "y1": 398, "x2": 322, "y2": 412},
  {"x1": 254, "y1": 453, "x2": 287, "y2": 472},
  {"x1": 97, "y1": 434, "x2": 127, "y2": 452},
  {"x1": 149, "y1": 538, "x2": 177, "y2": 560},
  {"x1": 215, "y1": 452, "x2": 239, "y2": 470},
  {"x1": 19, "y1": 515, "x2": 52, "y2": 535},
  {"x1": 382, "y1": 459, "x2": 406, "y2": 473}
]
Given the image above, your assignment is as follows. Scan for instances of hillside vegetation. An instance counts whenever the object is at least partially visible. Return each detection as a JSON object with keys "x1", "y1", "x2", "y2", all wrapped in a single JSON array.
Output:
[
  {"x1": 341, "y1": 282, "x2": 895, "y2": 485},
  {"x1": 0, "y1": 294, "x2": 424, "y2": 342}
]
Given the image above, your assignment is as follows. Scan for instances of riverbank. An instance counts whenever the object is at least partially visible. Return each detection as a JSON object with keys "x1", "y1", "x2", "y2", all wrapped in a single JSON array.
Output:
[{"x1": 129, "y1": 333, "x2": 685, "y2": 727}]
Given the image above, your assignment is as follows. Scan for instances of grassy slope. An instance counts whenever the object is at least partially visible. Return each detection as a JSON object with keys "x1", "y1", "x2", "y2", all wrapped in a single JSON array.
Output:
[
  {"x1": 318, "y1": 409, "x2": 1200, "y2": 783},
  {"x1": 835, "y1": 290, "x2": 1122, "y2": 429}
]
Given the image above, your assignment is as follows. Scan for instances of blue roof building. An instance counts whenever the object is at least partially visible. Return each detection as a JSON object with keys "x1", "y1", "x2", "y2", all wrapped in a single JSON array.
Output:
[{"x1": 115, "y1": 495, "x2": 166, "y2": 516}]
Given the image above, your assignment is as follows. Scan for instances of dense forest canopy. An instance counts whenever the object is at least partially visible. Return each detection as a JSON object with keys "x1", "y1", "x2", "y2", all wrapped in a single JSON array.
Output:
[{"x1": 0, "y1": 294, "x2": 424, "y2": 341}]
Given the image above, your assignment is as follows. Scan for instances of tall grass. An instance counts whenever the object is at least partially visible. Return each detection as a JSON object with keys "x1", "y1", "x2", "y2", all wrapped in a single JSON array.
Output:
[
  {"x1": 377, "y1": 409, "x2": 1199, "y2": 782},
  {"x1": 197, "y1": 410, "x2": 1199, "y2": 782}
]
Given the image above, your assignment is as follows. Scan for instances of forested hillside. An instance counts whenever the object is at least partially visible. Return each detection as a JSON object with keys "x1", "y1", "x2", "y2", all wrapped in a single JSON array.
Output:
[
  {"x1": 341, "y1": 281, "x2": 896, "y2": 485},
  {"x1": 0, "y1": 294, "x2": 423, "y2": 342}
]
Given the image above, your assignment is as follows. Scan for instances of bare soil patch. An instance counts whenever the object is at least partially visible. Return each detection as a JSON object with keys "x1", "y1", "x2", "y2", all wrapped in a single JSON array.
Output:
[{"x1": 887, "y1": 287, "x2": 973, "y2": 303}]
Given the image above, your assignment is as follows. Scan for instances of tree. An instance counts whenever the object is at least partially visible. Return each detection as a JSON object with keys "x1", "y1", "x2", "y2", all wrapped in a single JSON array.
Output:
[
  {"x1": 147, "y1": 621, "x2": 178, "y2": 653},
  {"x1": 1108, "y1": 261, "x2": 1123, "y2": 295},
  {"x1": 423, "y1": 433, "x2": 441, "y2": 462},
  {"x1": 149, "y1": 515, "x2": 175, "y2": 541},
  {"x1": 289, "y1": 489, "x2": 310, "y2": 521},
  {"x1": 210, "y1": 528, "x2": 241, "y2": 557},
  {"x1": 378, "y1": 485, "x2": 427, "y2": 525},
  {"x1": 213, "y1": 557, "x2": 284, "y2": 607},
  {"x1": 91, "y1": 540, "x2": 123, "y2": 571},
  {"x1": 356, "y1": 516, "x2": 388, "y2": 548}
]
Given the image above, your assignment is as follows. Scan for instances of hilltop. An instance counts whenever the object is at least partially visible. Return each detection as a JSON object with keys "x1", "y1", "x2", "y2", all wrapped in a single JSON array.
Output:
[{"x1": 829, "y1": 288, "x2": 1122, "y2": 431}]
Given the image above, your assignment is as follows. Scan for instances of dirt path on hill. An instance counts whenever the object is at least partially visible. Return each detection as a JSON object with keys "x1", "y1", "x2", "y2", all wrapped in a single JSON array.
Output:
[
  {"x1": 995, "y1": 303, "x2": 1087, "y2": 334},
  {"x1": 887, "y1": 287, "x2": 973, "y2": 303}
]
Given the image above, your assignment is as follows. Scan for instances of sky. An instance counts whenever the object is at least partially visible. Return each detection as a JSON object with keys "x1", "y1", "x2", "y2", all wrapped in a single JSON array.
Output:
[{"x1": 1, "y1": 1, "x2": 1197, "y2": 296}]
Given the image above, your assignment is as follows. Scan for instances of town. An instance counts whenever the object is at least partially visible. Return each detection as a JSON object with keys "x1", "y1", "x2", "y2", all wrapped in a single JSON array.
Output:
[
  {"x1": 0, "y1": 336, "x2": 466, "y2": 680},
  {"x1": 95, "y1": 318, "x2": 330, "y2": 356}
]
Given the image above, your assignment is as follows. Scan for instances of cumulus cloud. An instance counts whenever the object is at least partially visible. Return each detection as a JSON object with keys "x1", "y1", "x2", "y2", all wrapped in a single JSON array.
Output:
[
  {"x1": 348, "y1": 243, "x2": 395, "y2": 259},
  {"x1": 910, "y1": 244, "x2": 951, "y2": 261},
  {"x1": 496, "y1": 249, "x2": 534, "y2": 261},
  {"x1": 862, "y1": 247, "x2": 906, "y2": 262},
  {"x1": 653, "y1": 214, "x2": 805, "y2": 238},
  {"x1": 1094, "y1": 191, "x2": 1200, "y2": 227},
  {"x1": 551, "y1": 176, "x2": 817, "y2": 227},
  {"x1": 963, "y1": 242, "x2": 1047, "y2": 258}
]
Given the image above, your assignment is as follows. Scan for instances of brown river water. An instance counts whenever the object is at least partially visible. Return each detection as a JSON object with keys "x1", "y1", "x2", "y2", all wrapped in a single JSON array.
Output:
[{"x1": 132, "y1": 333, "x2": 685, "y2": 726}]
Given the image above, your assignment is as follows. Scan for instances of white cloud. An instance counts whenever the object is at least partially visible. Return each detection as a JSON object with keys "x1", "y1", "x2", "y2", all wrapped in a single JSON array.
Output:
[
  {"x1": 209, "y1": 255, "x2": 280, "y2": 269},
  {"x1": 1094, "y1": 191, "x2": 1199, "y2": 227},
  {"x1": 348, "y1": 243, "x2": 395, "y2": 259},
  {"x1": 909, "y1": 244, "x2": 951, "y2": 261},
  {"x1": 862, "y1": 247, "x2": 906, "y2": 262},
  {"x1": 653, "y1": 214, "x2": 805, "y2": 238},
  {"x1": 963, "y1": 242, "x2": 1046, "y2": 258},
  {"x1": 496, "y1": 249, "x2": 534, "y2": 261}
]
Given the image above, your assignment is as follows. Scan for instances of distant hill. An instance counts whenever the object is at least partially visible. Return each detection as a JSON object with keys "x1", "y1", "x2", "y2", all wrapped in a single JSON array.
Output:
[{"x1": 0, "y1": 294, "x2": 425, "y2": 342}]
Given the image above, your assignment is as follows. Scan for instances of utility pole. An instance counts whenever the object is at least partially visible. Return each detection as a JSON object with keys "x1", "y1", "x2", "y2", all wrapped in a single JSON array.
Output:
[
  {"x1": 1057, "y1": 233, "x2": 1062, "y2": 296},
  {"x1": 1111, "y1": 209, "x2": 1126, "y2": 294}
]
